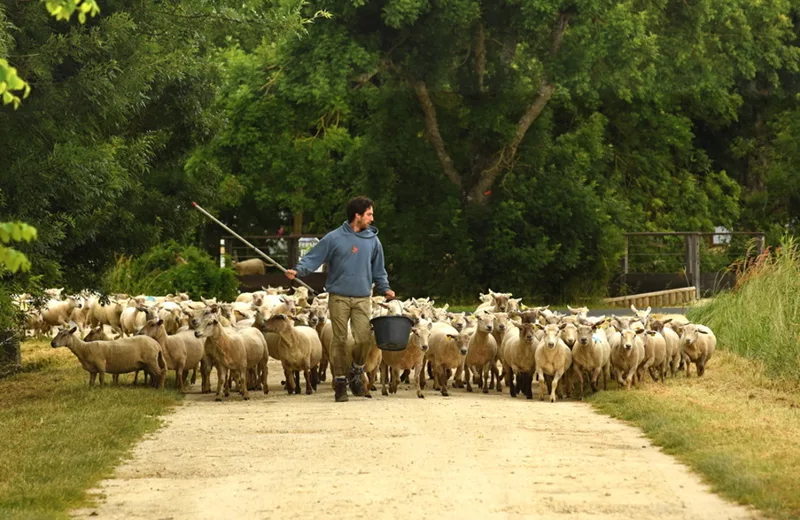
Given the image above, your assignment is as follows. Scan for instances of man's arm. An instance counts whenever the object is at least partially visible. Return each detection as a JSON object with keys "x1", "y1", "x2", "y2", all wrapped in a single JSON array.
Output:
[
  {"x1": 289, "y1": 236, "x2": 330, "y2": 278},
  {"x1": 371, "y1": 241, "x2": 392, "y2": 296}
]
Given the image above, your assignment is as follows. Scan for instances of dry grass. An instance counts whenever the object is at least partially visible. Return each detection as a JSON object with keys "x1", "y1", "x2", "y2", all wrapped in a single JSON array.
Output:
[{"x1": 589, "y1": 350, "x2": 800, "y2": 520}]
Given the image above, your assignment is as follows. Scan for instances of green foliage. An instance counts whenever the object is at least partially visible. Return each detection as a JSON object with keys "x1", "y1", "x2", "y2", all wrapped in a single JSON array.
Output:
[
  {"x1": 42, "y1": 0, "x2": 100, "y2": 24},
  {"x1": 0, "y1": 58, "x2": 30, "y2": 109},
  {"x1": 688, "y1": 235, "x2": 800, "y2": 380},
  {"x1": 0, "y1": 222, "x2": 37, "y2": 274},
  {"x1": 102, "y1": 240, "x2": 239, "y2": 301}
]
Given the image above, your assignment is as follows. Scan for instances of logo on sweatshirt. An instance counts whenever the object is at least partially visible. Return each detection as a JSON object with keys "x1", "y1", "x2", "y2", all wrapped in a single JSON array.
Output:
[{"x1": 351, "y1": 246, "x2": 359, "y2": 254}]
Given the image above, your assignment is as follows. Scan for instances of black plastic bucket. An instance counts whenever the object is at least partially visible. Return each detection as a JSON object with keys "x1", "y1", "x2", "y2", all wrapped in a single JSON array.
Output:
[{"x1": 370, "y1": 315, "x2": 414, "y2": 351}]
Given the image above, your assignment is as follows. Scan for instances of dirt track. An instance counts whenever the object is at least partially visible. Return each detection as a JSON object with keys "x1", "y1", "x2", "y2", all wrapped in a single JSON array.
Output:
[{"x1": 73, "y1": 360, "x2": 758, "y2": 520}]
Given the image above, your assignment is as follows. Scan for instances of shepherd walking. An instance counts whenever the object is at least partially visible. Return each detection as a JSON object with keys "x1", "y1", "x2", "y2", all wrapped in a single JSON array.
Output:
[{"x1": 286, "y1": 196, "x2": 395, "y2": 402}]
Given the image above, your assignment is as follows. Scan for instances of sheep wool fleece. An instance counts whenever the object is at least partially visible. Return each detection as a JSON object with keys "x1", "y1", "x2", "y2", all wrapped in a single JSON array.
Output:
[{"x1": 328, "y1": 294, "x2": 372, "y2": 377}]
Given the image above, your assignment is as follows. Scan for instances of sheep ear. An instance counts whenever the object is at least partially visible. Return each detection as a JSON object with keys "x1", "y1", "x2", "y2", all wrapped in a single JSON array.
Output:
[
  {"x1": 646, "y1": 330, "x2": 656, "y2": 336},
  {"x1": 630, "y1": 304, "x2": 638, "y2": 314},
  {"x1": 663, "y1": 318, "x2": 672, "y2": 325},
  {"x1": 446, "y1": 334, "x2": 455, "y2": 340},
  {"x1": 646, "y1": 306, "x2": 651, "y2": 314},
  {"x1": 157, "y1": 318, "x2": 164, "y2": 326},
  {"x1": 69, "y1": 326, "x2": 78, "y2": 334},
  {"x1": 558, "y1": 322, "x2": 567, "y2": 330},
  {"x1": 698, "y1": 329, "x2": 709, "y2": 334}
]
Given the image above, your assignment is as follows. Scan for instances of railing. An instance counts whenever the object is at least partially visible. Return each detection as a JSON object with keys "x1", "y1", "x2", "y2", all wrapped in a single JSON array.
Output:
[
  {"x1": 603, "y1": 287, "x2": 697, "y2": 308},
  {"x1": 620, "y1": 231, "x2": 765, "y2": 299}
]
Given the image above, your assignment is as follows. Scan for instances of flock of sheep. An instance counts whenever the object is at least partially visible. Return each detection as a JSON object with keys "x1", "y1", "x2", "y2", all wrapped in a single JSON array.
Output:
[{"x1": 15, "y1": 287, "x2": 717, "y2": 402}]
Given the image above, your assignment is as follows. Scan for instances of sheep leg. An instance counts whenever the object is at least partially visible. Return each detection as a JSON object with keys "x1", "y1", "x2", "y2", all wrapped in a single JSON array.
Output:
[
  {"x1": 310, "y1": 366, "x2": 318, "y2": 391},
  {"x1": 283, "y1": 365, "x2": 295, "y2": 394},
  {"x1": 112, "y1": 374, "x2": 119, "y2": 385},
  {"x1": 523, "y1": 373, "x2": 533, "y2": 399},
  {"x1": 390, "y1": 367, "x2": 400, "y2": 394},
  {"x1": 293, "y1": 370, "x2": 301, "y2": 395},
  {"x1": 482, "y1": 364, "x2": 490, "y2": 394},
  {"x1": 98, "y1": 371, "x2": 106, "y2": 386},
  {"x1": 536, "y1": 370, "x2": 547, "y2": 401},
  {"x1": 176, "y1": 362, "x2": 185, "y2": 391},
  {"x1": 491, "y1": 362, "x2": 501, "y2": 392},
  {"x1": 380, "y1": 363, "x2": 389, "y2": 396},
  {"x1": 550, "y1": 370, "x2": 564, "y2": 403},
  {"x1": 573, "y1": 365, "x2": 584, "y2": 400},
  {"x1": 508, "y1": 366, "x2": 517, "y2": 397},
  {"x1": 590, "y1": 367, "x2": 601, "y2": 393},
  {"x1": 400, "y1": 369, "x2": 410, "y2": 384},
  {"x1": 427, "y1": 360, "x2": 433, "y2": 380},
  {"x1": 305, "y1": 368, "x2": 313, "y2": 395},
  {"x1": 465, "y1": 365, "x2": 474, "y2": 393},
  {"x1": 414, "y1": 361, "x2": 424, "y2": 399},
  {"x1": 215, "y1": 365, "x2": 228, "y2": 401},
  {"x1": 89, "y1": 372, "x2": 97, "y2": 387},
  {"x1": 696, "y1": 354, "x2": 707, "y2": 377},
  {"x1": 239, "y1": 369, "x2": 250, "y2": 400},
  {"x1": 438, "y1": 365, "x2": 449, "y2": 397}
]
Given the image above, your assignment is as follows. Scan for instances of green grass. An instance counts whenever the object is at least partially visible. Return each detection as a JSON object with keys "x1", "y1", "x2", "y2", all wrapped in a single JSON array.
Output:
[
  {"x1": 688, "y1": 235, "x2": 800, "y2": 380},
  {"x1": 588, "y1": 351, "x2": 800, "y2": 519},
  {"x1": 588, "y1": 235, "x2": 800, "y2": 519},
  {"x1": 0, "y1": 340, "x2": 182, "y2": 519}
]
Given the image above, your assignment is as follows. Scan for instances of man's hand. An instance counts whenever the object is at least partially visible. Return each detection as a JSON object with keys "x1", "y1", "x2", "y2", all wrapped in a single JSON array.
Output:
[
  {"x1": 285, "y1": 269, "x2": 297, "y2": 280},
  {"x1": 385, "y1": 289, "x2": 396, "y2": 300}
]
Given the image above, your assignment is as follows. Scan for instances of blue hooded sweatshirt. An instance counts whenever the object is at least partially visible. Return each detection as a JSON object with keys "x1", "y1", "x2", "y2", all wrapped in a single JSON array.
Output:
[{"x1": 293, "y1": 221, "x2": 391, "y2": 297}]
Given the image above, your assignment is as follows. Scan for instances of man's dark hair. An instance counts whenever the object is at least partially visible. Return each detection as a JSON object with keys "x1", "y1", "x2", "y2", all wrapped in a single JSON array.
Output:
[{"x1": 347, "y1": 196, "x2": 374, "y2": 223}]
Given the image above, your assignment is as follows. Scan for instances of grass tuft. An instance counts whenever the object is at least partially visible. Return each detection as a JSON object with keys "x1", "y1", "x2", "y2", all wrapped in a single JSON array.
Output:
[{"x1": 688, "y1": 234, "x2": 800, "y2": 380}]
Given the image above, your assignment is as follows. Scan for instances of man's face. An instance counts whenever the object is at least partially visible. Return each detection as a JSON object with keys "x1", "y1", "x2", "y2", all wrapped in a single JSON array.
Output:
[{"x1": 355, "y1": 206, "x2": 374, "y2": 229}]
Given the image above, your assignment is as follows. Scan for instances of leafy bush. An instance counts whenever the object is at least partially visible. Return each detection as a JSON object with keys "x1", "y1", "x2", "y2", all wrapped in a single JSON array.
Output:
[
  {"x1": 102, "y1": 241, "x2": 239, "y2": 301},
  {"x1": 687, "y1": 235, "x2": 800, "y2": 380}
]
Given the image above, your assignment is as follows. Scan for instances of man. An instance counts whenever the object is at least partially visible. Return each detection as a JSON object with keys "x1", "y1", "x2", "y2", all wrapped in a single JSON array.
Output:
[{"x1": 286, "y1": 196, "x2": 395, "y2": 402}]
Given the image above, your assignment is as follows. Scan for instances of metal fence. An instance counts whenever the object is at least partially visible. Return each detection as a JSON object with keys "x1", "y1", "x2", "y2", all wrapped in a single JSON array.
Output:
[
  {"x1": 220, "y1": 235, "x2": 328, "y2": 293},
  {"x1": 618, "y1": 232, "x2": 766, "y2": 299}
]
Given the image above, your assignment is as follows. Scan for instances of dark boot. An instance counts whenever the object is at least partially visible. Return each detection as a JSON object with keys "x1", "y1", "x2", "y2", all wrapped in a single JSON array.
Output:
[
  {"x1": 334, "y1": 377, "x2": 349, "y2": 402},
  {"x1": 347, "y1": 363, "x2": 366, "y2": 397}
]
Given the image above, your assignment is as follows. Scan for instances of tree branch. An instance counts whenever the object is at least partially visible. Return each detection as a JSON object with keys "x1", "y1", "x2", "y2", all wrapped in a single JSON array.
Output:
[
  {"x1": 469, "y1": 13, "x2": 570, "y2": 203},
  {"x1": 413, "y1": 80, "x2": 462, "y2": 188},
  {"x1": 474, "y1": 23, "x2": 487, "y2": 93}
]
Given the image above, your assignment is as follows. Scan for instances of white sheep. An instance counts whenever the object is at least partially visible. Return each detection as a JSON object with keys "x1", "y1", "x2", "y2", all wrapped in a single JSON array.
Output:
[
  {"x1": 679, "y1": 324, "x2": 716, "y2": 377},
  {"x1": 264, "y1": 314, "x2": 322, "y2": 395},
  {"x1": 51, "y1": 326, "x2": 166, "y2": 388},
  {"x1": 534, "y1": 323, "x2": 573, "y2": 402}
]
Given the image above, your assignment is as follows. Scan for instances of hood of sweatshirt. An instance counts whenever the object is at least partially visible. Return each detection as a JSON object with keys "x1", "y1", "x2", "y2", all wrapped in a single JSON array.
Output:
[{"x1": 341, "y1": 221, "x2": 379, "y2": 238}]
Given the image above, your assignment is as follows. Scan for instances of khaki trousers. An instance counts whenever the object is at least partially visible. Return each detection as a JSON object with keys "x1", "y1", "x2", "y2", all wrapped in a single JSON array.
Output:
[{"x1": 328, "y1": 294, "x2": 372, "y2": 378}]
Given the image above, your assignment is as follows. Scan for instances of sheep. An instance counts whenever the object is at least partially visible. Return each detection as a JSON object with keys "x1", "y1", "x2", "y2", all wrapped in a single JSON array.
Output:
[
  {"x1": 263, "y1": 314, "x2": 322, "y2": 395},
  {"x1": 650, "y1": 318, "x2": 681, "y2": 377},
  {"x1": 679, "y1": 324, "x2": 717, "y2": 377},
  {"x1": 464, "y1": 310, "x2": 499, "y2": 394},
  {"x1": 499, "y1": 321, "x2": 538, "y2": 399},
  {"x1": 637, "y1": 327, "x2": 668, "y2": 383},
  {"x1": 381, "y1": 319, "x2": 432, "y2": 398},
  {"x1": 610, "y1": 328, "x2": 644, "y2": 390},
  {"x1": 139, "y1": 318, "x2": 205, "y2": 391},
  {"x1": 630, "y1": 304, "x2": 652, "y2": 328},
  {"x1": 120, "y1": 303, "x2": 148, "y2": 337},
  {"x1": 50, "y1": 326, "x2": 166, "y2": 388},
  {"x1": 534, "y1": 323, "x2": 573, "y2": 402},
  {"x1": 88, "y1": 298, "x2": 124, "y2": 335},
  {"x1": 232, "y1": 258, "x2": 267, "y2": 276},
  {"x1": 194, "y1": 318, "x2": 269, "y2": 401},
  {"x1": 427, "y1": 324, "x2": 471, "y2": 397},
  {"x1": 571, "y1": 319, "x2": 611, "y2": 399},
  {"x1": 41, "y1": 297, "x2": 82, "y2": 332}
]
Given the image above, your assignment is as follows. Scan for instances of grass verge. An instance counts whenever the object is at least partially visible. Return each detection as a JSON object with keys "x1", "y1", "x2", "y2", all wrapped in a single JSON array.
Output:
[
  {"x1": 588, "y1": 350, "x2": 800, "y2": 520},
  {"x1": 0, "y1": 340, "x2": 182, "y2": 519}
]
